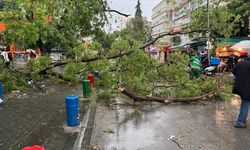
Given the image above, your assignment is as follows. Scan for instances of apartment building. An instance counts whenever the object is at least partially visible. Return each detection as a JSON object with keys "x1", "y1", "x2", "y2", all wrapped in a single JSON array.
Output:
[
  {"x1": 171, "y1": 0, "x2": 192, "y2": 45},
  {"x1": 151, "y1": 0, "x2": 192, "y2": 45},
  {"x1": 152, "y1": 0, "x2": 213, "y2": 45},
  {"x1": 151, "y1": 0, "x2": 173, "y2": 44}
]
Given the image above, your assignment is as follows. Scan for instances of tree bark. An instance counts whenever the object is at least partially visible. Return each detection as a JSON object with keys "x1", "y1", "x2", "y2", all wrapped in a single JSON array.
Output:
[
  {"x1": 121, "y1": 88, "x2": 171, "y2": 104},
  {"x1": 120, "y1": 88, "x2": 218, "y2": 104}
]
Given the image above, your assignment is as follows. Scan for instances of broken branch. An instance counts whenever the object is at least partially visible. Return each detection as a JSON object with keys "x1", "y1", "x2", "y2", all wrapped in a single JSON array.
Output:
[
  {"x1": 120, "y1": 88, "x2": 219, "y2": 104},
  {"x1": 99, "y1": 0, "x2": 130, "y2": 17},
  {"x1": 169, "y1": 136, "x2": 183, "y2": 149},
  {"x1": 12, "y1": 69, "x2": 46, "y2": 93},
  {"x1": 38, "y1": 50, "x2": 134, "y2": 75},
  {"x1": 104, "y1": 9, "x2": 131, "y2": 17},
  {"x1": 140, "y1": 29, "x2": 208, "y2": 49},
  {"x1": 120, "y1": 88, "x2": 171, "y2": 104}
]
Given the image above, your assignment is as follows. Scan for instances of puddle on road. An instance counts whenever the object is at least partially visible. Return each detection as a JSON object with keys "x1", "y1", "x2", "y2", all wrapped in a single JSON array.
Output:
[{"x1": 92, "y1": 103, "x2": 181, "y2": 150}]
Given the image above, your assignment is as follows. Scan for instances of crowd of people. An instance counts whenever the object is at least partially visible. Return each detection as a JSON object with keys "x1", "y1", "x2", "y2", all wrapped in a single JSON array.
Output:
[
  {"x1": 188, "y1": 48, "x2": 245, "y2": 79},
  {"x1": 189, "y1": 48, "x2": 250, "y2": 128}
]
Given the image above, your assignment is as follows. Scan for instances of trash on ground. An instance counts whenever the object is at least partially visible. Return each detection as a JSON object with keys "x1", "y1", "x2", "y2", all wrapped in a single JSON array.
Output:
[
  {"x1": 168, "y1": 135, "x2": 183, "y2": 149},
  {"x1": 102, "y1": 128, "x2": 115, "y2": 134},
  {"x1": 90, "y1": 144, "x2": 100, "y2": 150}
]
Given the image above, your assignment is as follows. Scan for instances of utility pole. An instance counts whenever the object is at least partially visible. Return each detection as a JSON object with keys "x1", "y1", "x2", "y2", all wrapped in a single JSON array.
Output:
[
  {"x1": 207, "y1": 0, "x2": 211, "y2": 65},
  {"x1": 207, "y1": 0, "x2": 210, "y2": 30}
]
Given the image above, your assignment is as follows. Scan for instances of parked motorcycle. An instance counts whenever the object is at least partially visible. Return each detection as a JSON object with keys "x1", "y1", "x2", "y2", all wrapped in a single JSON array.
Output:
[{"x1": 204, "y1": 66, "x2": 216, "y2": 75}]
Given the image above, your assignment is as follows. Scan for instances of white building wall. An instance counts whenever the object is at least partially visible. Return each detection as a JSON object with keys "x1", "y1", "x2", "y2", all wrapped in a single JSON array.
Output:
[
  {"x1": 152, "y1": 0, "x2": 223, "y2": 45},
  {"x1": 151, "y1": 0, "x2": 173, "y2": 43}
]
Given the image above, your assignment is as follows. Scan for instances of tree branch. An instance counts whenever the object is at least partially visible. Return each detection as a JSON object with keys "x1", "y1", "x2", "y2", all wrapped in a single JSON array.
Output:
[
  {"x1": 120, "y1": 88, "x2": 172, "y2": 104},
  {"x1": 140, "y1": 29, "x2": 208, "y2": 49},
  {"x1": 104, "y1": 9, "x2": 131, "y2": 17},
  {"x1": 38, "y1": 50, "x2": 135, "y2": 75},
  {"x1": 120, "y1": 88, "x2": 219, "y2": 104},
  {"x1": 99, "y1": 0, "x2": 130, "y2": 17},
  {"x1": 12, "y1": 69, "x2": 46, "y2": 93},
  {"x1": 39, "y1": 61, "x2": 69, "y2": 75},
  {"x1": 82, "y1": 50, "x2": 134, "y2": 62}
]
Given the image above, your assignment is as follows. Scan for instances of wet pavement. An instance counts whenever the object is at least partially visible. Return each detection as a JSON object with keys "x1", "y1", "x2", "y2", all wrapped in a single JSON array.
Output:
[
  {"x1": 1, "y1": 85, "x2": 250, "y2": 150},
  {"x1": 0, "y1": 83, "x2": 89, "y2": 150},
  {"x1": 90, "y1": 98, "x2": 250, "y2": 150}
]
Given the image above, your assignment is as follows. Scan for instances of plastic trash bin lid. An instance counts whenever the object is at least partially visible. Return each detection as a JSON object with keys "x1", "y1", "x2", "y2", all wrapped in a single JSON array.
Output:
[{"x1": 21, "y1": 145, "x2": 45, "y2": 150}]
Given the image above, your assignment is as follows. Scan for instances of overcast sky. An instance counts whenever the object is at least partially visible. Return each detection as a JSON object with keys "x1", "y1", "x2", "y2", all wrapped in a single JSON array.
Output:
[
  {"x1": 108, "y1": 0, "x2": 161, "y2": 20},
  {"x1": 106, "y1": 0, "x2": 161, "y2": 32}
]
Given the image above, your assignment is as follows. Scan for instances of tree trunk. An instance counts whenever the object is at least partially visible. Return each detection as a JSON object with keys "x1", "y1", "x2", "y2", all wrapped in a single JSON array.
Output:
[{"x1": 120, "y1": 88, "x2": 218, "y2": 104}]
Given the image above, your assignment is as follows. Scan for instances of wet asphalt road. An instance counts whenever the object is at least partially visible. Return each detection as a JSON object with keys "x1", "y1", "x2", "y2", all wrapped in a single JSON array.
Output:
[{"x1": 91, "y1": 98, "x2": 250, "y2": 150}]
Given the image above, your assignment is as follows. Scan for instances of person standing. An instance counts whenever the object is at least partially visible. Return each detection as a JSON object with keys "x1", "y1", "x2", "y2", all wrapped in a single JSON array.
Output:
[
  {"x1": 189, "y1": 55, "x2": 202, "y2": 79},
  {"x1": 233, "y1": 54, "x2": 250, "y2": 128},
  {"x1": 217, "y1": 59, "x2": 227, "y2": 73},
  {"x1": 200, "y1": 48, "x2": 208, "y2": 69}
]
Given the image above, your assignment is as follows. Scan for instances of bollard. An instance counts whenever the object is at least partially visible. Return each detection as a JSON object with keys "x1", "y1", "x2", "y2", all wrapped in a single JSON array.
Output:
[
  {"x1": 88, "y1": 74, "x2": 94, "y2": 88},
  {"x1": 65, "y1": 95, "x2": 80, "y2": 127},
  {"x1": 82, "y1": 80, "x2": 91, "y2": 97},
  {"x1": 21, "y1": 145, "x2": 45, "y2": 150},
  {"x1": 0, "y1": 81, "x2": 3, "y2": 103}
]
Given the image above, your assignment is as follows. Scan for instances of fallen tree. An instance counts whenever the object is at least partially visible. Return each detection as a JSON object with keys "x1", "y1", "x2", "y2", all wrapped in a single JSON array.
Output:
[
  {"x1": 26, "y1": 45, "x2": 227, "y2": 104},
  {"x1": 38, "y1": 50, "x2": 134, "y2": 75},
  {"x1": 38, "y1": 28, "x2": 206, "y2": 76},
  {"x1": 117, "y1": 74, "x2": 226, "y2": 104},
  {"x1": 0, "y1": 1, "x2": 234, "y2": 103},
  {"x1": 120, "y1": 88, "x2": 219, "y2": 104}
]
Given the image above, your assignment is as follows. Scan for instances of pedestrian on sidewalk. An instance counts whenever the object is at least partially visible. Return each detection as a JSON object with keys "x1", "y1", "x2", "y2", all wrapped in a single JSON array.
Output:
[{"x1": 233, "y1": 53, "x2": 250, "y2": 128}]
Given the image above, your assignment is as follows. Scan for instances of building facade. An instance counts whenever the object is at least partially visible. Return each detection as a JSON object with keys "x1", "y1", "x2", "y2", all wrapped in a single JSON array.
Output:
[
  {"x1": 151, "y1": 0, "x2": 213, "y2": 45},
  {"x1": 151, "y1": 0, "x2": 173, "y2": 44},
  {"x1": 171, "y1": 0, "x2": 191, "y2": 45}
]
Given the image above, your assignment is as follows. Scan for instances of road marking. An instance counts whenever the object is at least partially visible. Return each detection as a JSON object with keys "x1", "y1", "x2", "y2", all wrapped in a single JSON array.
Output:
[{"x1": 73, "y1": 107, "x2": 91, "y2": 150}]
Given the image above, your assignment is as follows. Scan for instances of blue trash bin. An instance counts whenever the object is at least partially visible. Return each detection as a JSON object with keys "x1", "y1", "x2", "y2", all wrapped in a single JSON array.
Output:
[
  {"x1": 210, "y1": 57, "x2": 220, "y2": 65},
  {"x1": 0, "y1": 81, "x2": 3, "y2": 99},
  {"x1": 65, "y1": 95, "x2": 80, "y2": 127}
]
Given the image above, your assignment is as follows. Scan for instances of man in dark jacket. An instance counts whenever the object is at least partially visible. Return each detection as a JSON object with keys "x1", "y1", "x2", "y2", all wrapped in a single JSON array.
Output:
[{"x1": 233, "y1": 54, "x2": 250, "y2": 128}]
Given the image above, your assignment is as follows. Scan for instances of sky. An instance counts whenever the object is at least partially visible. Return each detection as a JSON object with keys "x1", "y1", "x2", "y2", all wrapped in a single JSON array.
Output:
[
  {"x1": 106, "y1": 0, "x2": 161, "y2": 32},
  {"x1": 108, "y1": 0, "x2": 161, "y2": 20}
]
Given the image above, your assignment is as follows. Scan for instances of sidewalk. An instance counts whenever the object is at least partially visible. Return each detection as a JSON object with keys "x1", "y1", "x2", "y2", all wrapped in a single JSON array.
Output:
[{"x1": 0, "y1": 84, "x2": 89, "y2": 150}]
